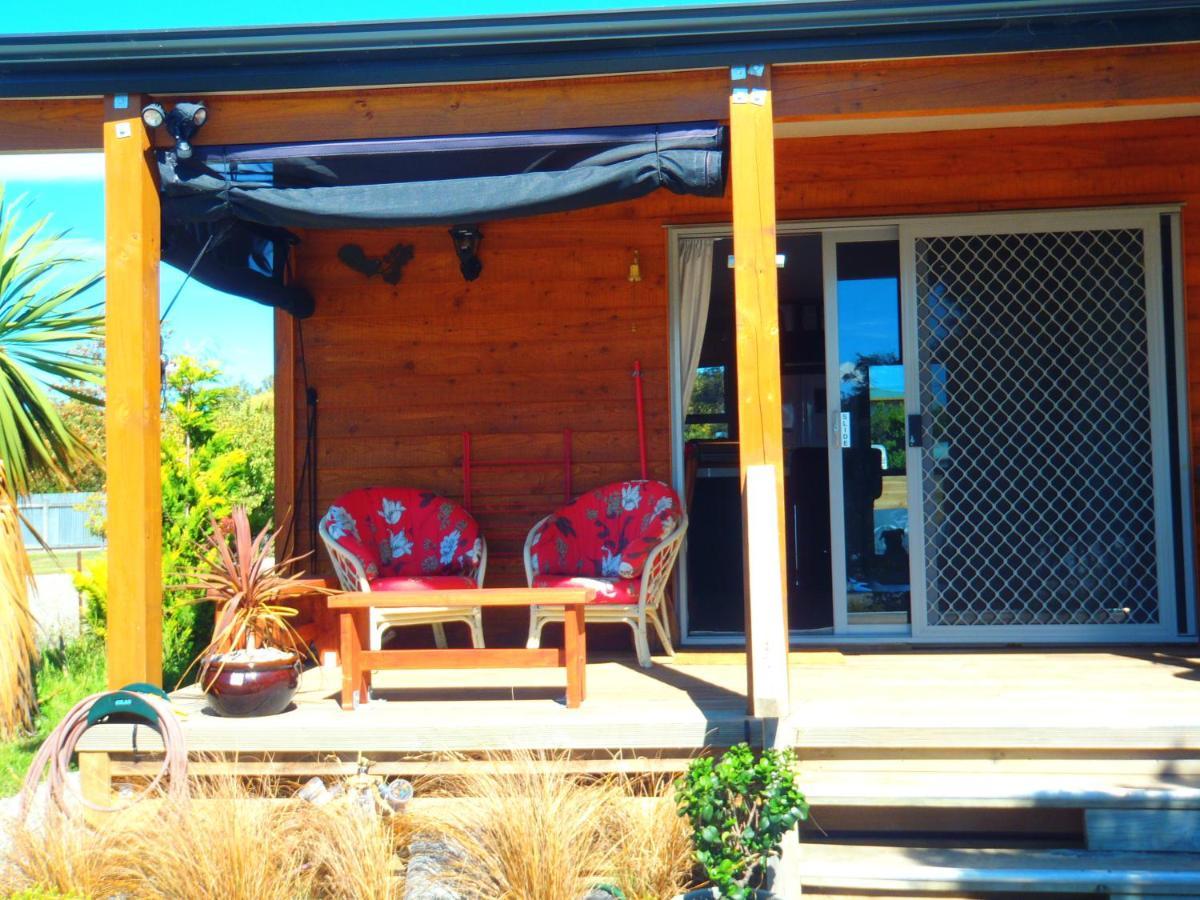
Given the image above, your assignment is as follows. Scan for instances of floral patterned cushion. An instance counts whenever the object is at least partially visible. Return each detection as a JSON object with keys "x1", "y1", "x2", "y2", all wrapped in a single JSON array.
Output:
[
  {"x1": 531, "y1": 574, "x2": 640, "y2": 606},
  {"x1": 369, "y1": 575, "x2": 478, "y2": 592},
  {"x1": 528, "y1": 480, "x2": 682, "y2": 581},
  {"x1": 321, "y1": 488, "x2": 483, "y2": 583}
]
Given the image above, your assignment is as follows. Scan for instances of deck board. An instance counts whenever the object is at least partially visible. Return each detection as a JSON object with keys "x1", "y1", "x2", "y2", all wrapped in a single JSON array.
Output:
[{"x1": 77, "y1": 648, "x2": 1200, "y2": 756}]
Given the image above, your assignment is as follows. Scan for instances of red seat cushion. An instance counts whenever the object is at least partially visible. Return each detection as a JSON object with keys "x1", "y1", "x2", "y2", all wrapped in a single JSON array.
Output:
[
  {"x1": 368, "y1": 575, "x2": 478, "y2": 592},
  {"x1": 531, "y1": 574, "x2": 639, "y2": 606},
  {"x1": 528, "y1": 480, "x2": 682, "y2": 580},
  {"x1": 322, "y1": 487, "x2": 483, "y2": 582}
]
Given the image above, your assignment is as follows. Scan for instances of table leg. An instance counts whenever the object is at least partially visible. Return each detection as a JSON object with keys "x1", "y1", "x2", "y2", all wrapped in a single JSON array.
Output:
[
  {"x1": 339, "y1": 610, "x2": 370, "y2": 709},
  {"x1": 356, "y1": 608, "x2": 373, "y2": 700},
  {"x1": 563, "y1": 602, "x2": 586, "y2": 708}
]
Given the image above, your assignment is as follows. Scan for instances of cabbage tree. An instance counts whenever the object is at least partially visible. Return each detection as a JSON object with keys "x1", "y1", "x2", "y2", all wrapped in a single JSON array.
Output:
[{"x1": 0, "y1": 187, "x2": 103, "y2": 738}]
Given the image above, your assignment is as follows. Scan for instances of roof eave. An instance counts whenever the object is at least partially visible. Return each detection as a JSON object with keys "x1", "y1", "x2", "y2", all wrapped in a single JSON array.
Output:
[{"x1": 3, "y1": 0, "x2": 1200, "y2": 98}]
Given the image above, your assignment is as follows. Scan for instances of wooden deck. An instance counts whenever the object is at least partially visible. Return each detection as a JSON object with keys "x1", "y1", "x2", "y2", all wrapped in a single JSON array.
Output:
[{"x1": 77, "y1": 646, "x2": 1200, "y2": 758}]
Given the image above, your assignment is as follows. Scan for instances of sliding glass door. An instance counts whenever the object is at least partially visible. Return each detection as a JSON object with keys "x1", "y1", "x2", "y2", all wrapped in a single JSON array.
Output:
[
  {"x1": 674, "y1": 209, "x2": 1190, "y2": 643},
  {"x1": 823, "y1": 228, "x2": 913, "y2": 632},
  {"x1": 903, "y1": 210, "x2": 1179, "y2": 640}
]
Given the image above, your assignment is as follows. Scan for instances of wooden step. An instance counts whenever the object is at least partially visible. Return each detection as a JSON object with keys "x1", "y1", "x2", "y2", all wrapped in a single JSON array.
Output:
[
  {"x1": 800, "y1": 843, "x2": 1200, "y2": 895},
  {"x1": 803, "y1": 771, "x2": 1200, "y2": 810},
  {"x1": 1086, "y1": 808, "x2": 1200, "y2": 852}
]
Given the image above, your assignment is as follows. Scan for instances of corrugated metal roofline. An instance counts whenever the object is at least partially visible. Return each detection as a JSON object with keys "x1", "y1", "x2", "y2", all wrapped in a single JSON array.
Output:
[{"x1": 1, "y1": 0, "x2": 1199, "y2": 98}]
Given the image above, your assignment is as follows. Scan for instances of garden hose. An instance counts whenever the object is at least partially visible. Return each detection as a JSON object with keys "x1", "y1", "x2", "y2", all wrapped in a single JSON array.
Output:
[{"x1": 18, "y1": 688, "x2": 189, "y2": 817}]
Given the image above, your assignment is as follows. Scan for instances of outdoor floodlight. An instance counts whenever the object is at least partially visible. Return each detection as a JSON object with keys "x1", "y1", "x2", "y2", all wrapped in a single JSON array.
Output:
[
  {"x1": 139, "y1": 100, "x2": 209, "y2": 160},
  {"x1": 449, "y1": 225, "x2": 483, "y2": 282},
  {"x1": 140, "y1": 103, "x2": 166, "y2": 129}
]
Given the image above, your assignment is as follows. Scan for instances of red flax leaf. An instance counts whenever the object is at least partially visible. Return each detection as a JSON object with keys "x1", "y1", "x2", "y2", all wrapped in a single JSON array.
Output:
[{"x1": 171, "y1": 506, "x2": 333, "y2": 685}]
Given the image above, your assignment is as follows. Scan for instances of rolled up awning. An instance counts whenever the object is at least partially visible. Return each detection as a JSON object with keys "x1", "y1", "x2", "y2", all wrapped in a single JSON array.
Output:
[{"x1": 159, "y1": 122, "x2": 727, "y2": 316}]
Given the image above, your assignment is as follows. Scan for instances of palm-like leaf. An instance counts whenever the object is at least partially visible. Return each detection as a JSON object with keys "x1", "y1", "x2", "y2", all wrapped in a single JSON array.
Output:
[
  {"x1": 0, "y1": 187, "x2": 104, "y2": 498},
  {"x1": 0, "y1": 188, "x2": 102, "y2": 736}
]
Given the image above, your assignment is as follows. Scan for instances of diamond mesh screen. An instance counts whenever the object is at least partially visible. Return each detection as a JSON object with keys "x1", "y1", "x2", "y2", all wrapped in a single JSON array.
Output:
[{"x1": 915, "y1": 228, "x2": 1159, "y2": 627}]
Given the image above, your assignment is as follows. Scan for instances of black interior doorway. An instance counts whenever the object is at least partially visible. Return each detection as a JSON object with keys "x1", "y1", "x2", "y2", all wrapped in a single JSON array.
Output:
[{"x1": 684, "y1": 234, "x2": 834, "y2": 636}]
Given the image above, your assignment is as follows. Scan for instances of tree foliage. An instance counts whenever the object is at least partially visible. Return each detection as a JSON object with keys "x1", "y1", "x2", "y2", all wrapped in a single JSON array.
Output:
[
  {"x1": 77, "y1": 356, "x2": 275, "y2": 686},
  {"x1": 0, "y1": 190, "x2": 102, "y2": 738},
  {"x1": 685, "y1": 366, "x2": 729, "y2": 441},
  {"x1": 160, "y1": 358, "x2": 276, "y2": 683},
  {"x1": 26, "y1": 344, "x2": 105, "y2": 495}
]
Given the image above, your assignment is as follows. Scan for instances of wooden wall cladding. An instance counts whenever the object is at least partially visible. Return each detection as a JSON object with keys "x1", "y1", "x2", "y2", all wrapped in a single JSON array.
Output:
[{"x1": 288, "y1": 194, "x2": 722, "y2": 610}]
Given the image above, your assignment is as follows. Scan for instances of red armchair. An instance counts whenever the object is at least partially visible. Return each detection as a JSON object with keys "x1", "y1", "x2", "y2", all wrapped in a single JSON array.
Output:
[
  {"x1": 523, "y1": 480, "x2": 687, "y2": 668},
  {"x1": 319, "y1": 487, "x2": 486, "y2": 650}
]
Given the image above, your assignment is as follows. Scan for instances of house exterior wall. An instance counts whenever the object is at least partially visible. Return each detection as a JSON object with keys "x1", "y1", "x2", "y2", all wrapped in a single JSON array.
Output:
[
  {"x1": 287, "y1": 193, "x2": 723, "y2": 643},
  {"x1": 288, "y1": 114, "x2": 1200, "y2": 645}
]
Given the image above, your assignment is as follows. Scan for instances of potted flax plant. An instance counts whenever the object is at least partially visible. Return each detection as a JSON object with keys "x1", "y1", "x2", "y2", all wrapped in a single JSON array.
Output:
[{"x1": 180, "y1": 506, "x2": 324, "y2": 717}]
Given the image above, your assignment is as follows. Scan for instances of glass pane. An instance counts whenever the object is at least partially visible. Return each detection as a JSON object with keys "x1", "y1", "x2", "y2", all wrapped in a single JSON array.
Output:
[
  {"x1": 836, "y1": 240, "x2": 910, "y2": 624},
  {"x1": 685, "y1": 366, "x2": 730, "y2": 440}
]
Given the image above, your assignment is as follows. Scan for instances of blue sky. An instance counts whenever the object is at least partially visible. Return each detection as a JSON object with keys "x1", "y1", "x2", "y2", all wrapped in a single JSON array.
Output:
[
  {"x1": 5, "y1": 0, "x2": 745, "y2": 34},
  {"x1": 0, "y1": 154, "x2": 274, "y2": 387}
]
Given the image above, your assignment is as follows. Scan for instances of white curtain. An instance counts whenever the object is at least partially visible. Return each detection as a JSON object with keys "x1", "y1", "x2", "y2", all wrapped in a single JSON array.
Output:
[{"x1": 678, "y1": 238, "x2": 715, "y2": 413}]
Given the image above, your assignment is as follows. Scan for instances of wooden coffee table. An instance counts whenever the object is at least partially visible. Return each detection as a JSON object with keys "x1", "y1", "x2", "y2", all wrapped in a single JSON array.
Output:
[{"x1": 328, "y1": 587, "x2": 593, "y2": 710}]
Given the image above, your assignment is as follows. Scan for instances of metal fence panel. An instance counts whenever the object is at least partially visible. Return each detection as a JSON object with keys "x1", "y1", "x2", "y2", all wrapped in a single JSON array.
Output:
[{"x1": 18, "y1": 492, "x2": 104, "y2": 549}]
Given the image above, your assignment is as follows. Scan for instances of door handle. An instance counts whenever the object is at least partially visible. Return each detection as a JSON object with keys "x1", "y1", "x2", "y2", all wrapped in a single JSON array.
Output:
[{"x1": 907, "y1": 414, "x2": 923, "y2": 448}]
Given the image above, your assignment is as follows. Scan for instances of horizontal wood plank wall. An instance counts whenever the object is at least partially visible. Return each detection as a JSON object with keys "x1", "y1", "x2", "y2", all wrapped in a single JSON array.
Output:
[
  {"x1": 291, "y1": 114, "x2": 1200, "y2": 645},
  {"x1": 291, "y1": 194, "x2": 722, "y2": 645}
]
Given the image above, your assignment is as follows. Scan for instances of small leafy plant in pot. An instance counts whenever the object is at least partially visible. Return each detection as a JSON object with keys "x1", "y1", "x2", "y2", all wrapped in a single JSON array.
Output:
[
  {"x1": 179, "y1": 507, "x2": 321, "y2": 717},
  {"x1": 674, "y1": 743, "x2": 809, "y2": 899}
]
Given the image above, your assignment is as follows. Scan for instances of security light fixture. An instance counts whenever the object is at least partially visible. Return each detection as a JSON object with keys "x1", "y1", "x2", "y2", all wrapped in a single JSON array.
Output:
[
  {"x1": 449, "y1": 225, "x2": 483, "y2": 282},
  {"x1": 140, "y1": 103, "x2": 166, "y2": 129},
  {"x1": 139, "y1": 100, "x2": 209, "y2": 160}
]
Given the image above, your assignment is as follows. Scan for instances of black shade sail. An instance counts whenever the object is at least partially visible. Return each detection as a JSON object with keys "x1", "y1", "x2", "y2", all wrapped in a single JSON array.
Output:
[{"x1": 160, "y1": 122, "x2": 727, "y2": 317}]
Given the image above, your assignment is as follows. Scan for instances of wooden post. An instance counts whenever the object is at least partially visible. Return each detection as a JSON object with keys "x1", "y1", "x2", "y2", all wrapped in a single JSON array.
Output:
[
  {"x1": 274, "y1": 308, "x2": 297, "y2": 556},
  {"x1": 729, "y1": 65, "x2": 790, "y2": 718},
  {"x1": 78, "y1": 750, "x2": 112, "y2": 826},
  {"x1": 744, "y1": 467, "x2": 790, "y2": 718},
  {"x1": 104, "y1": 94, "x2": 163, "y2": 689}
]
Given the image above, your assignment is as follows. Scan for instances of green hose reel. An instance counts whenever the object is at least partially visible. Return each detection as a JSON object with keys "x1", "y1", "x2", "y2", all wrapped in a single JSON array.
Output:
[{"x1": 86, "y1": 683, "x2": 171, "y2": 729}]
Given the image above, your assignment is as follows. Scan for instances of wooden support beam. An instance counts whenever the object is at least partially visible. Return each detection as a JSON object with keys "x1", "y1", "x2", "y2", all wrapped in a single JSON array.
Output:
[
  {"x1": 729, "y1": 64, "x2": 789, "y2": 719},
  {"x1": 103, "y1": 94, "x2": 162, "y2": 689},
  {"x1": 772, "y1": 42, "x2": 1200, "y2": 123},
  {"x1": 6, "y1": 44, "x2": 1200, "y2": 153}
]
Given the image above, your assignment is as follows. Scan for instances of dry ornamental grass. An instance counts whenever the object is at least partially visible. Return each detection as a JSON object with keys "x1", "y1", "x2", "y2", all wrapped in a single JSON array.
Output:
[
  {"x1": 2, "y1": 751, "x2": 691, "y2": 899},
  {"x1": 424, "y1": 752, "x2": 692, "y2": 900}
]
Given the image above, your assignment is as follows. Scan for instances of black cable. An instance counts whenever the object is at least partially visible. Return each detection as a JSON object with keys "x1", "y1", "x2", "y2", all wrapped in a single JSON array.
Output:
[
  {"x1": 160, "y1": 231, "x2": 217, "y2": 325},
  {"x1": 294, "y1": 318, "x2": 319, "y2": 560}
]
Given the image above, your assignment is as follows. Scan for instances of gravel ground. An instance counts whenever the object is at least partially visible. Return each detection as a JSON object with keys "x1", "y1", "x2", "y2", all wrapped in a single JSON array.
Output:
[{"x1": 30, "y1": 573, "x2": 81, "y2": 648}]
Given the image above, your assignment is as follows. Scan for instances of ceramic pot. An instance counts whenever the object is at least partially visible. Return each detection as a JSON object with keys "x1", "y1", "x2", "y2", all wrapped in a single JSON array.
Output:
[{"x1": 202, "y1": 653, "x2": 300, "y2": 717}]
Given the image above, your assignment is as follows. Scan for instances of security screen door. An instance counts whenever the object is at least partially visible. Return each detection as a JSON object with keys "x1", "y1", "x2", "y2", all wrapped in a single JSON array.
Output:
[{"x1": 902, "y1": 210, "x2": 1178, "y2": 640}]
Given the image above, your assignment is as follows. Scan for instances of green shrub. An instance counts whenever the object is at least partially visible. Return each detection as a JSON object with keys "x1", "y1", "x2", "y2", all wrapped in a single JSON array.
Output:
[
  {"x1": 0, "y1": 634, "x2": 106, "y2": 795},
  {"x1": 69, "y1": 551, "x2": 203, "y2": 688},
  {"x1": 675, "y1": 744, "x2": 808, "y2": 899},
  {"x1": 71, "y1": 556, "x2": 107, "y2": 640}
]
